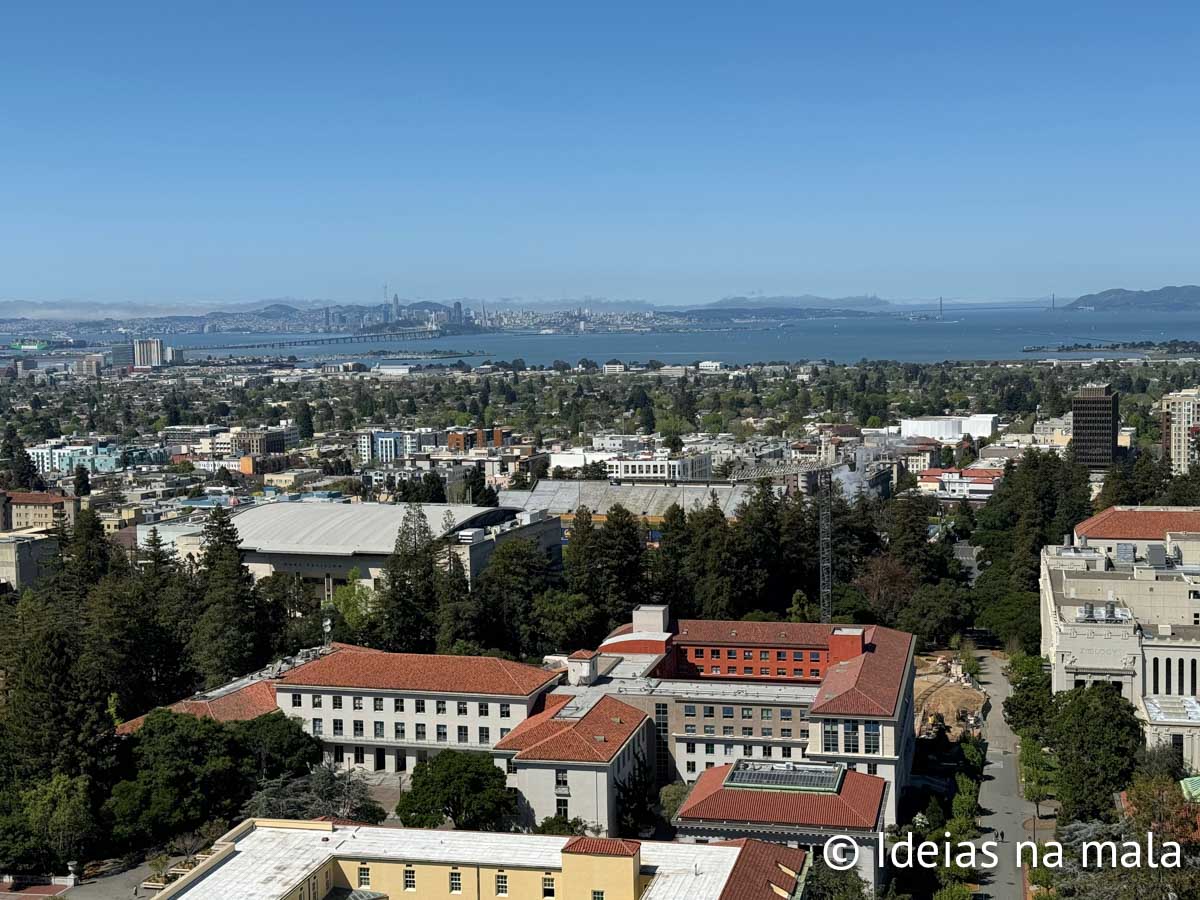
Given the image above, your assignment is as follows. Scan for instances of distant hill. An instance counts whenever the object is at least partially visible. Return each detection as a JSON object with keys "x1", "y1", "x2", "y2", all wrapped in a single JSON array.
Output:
[
  {"x1": 1067, "y1": 285, "x2": 1200, "y2": 311},
  {"x1": 707, "y1": 294, "x2": 891, "y2": 310}
]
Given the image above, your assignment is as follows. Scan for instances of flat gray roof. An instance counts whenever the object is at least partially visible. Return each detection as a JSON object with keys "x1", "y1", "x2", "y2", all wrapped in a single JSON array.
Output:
[
  {"x1": 231, "y1": 502, "x2": 523, "y2": 556},
  {"x1": 499, "y1": 482, "x2": 754, "y2": 519}
]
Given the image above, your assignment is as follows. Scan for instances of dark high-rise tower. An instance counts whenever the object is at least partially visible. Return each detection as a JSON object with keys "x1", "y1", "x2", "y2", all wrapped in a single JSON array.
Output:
[{"x1": 1072, "y1": 383, "x2": 1119, "y2": 471}]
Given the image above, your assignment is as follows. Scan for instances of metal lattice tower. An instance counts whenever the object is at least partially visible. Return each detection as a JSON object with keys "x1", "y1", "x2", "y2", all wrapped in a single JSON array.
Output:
[{"x1": 818, "y1": 467, "x2": 833, "y2": 623}]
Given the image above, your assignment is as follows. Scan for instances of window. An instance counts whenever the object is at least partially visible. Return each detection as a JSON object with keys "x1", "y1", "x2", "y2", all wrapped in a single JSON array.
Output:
[
  {"x1": 741, "y1": 707, "x2": 752, "y2": 719},
  {"x1": 415, "y1": 699, "x2": 426, "y2": 713},
  {"x1": 543, "y1": 876, "x2": 557, "y2": 898},
  {"x1": 864, "y1": 722, "x2": 881, "y2": 754},
  {"x1": 759, "y1": 650, "x2": 769, "y2": 661},
  {"x1": 703, "y1": 705, "x2": 714, "y2": 718},
  {"x1": 457, "y1": 701, "x2": 469, "y2": 715},
  {"x1": 762, "y1": 745, "x2": 772, "y2": 758},
  {"x1": 395, "y1": 722, "x2": 405, "y2": 739},
  {"x1": 743, "y1": 650, "x2": 752, "y2": 660},
  {"x1": 710, "y1": 648, "x2": 720, "y2": 658},
  {"x1": 449, "y1": 871, "x2": 462, "y2": 894},
  {"x1": 685, "y1": 741, "x2": 696, "y2": 753},
  {"x1": 333, "y1": 719, "x2": 344, "y2": 736},
  {"x1": 743, "y1": 744, "x2": 753, "y2": 756},
  {"x1": 722, "y1": 706, "x2": 733, "y2": 719},
  {"x1": 334, "y1": 745, "x2": 344, "y2": 763},
  {"x1": 743, "y1": 666, "x2": 752, "y2": 675},
  {"x1": 761, "y1": 727, "x2": 773, "y2": 737},
  {"x1": 823, "y1": 721, "x2": 838, "y2": 753},
  {"x1": 593, "y1": 892, "x2": 605, "y2": 900},
  {"x1": 685, "y1": 724, "x2": 696, "y2": 735},
  {"x1": 354, "y1": 746, "x2": 365, "y2": 764},
  {"x1": 780, "y1": 709, "x2": 792, "y2": 721},
  {"x1": 792, "y1": 650, "x2": 803, "y2": 661},
  {"x1": 404, "y1": 868, "x2": 416, "y2": 891},
  {"x1": 312, "y1": 719, "x2": 323, "y2": 735},
  {"x1": 496, "y1": 874, "x2": 508, "y2": 896},
  {"x1": 416, "y1": 724, "x2": 426, "y2": 740},
  {"x1": 781, "y1": 728, "x2": 792, "y2": 738},
  {"x1": 437, "y1": 724, "x2": 448, "y2": 742},
  {"x1": 479, "y1": 702, "x2": 489, "y2": 716},
  {"x1": 867, "y1": 763, "x2": 878, "y2": 775},
  {"x1": 458, "y1": 725, "x2": 469, "y2": 743},
  {"x1": 500, "y1": 728, "x2": 510, "y2": 738},
  {"x1": 374, "y1": 697, "x2": 384, "y2": 712},
  {"x1": 761, "y1": 709, "x2": 773, "y2": 720},
  {"x1": 394, "y1": 698, "x2": 404, "y2": 712},
  {"x1": 777, "y1": 668, "x2": 786, "y2": 676},
  {"x1": 810, "y1": 668, "x2": 820, "y2": 678},
  {"x1": 506, "y1": 757, "x2": 517, "y2": 774},
  {"x1": 686, "y1": 760, "x2": 696, "y2": 773},
  {"x1": 705, "y1": 742, "x2": 715, "y2": 754},
  {"x1": 333, "y1": 696, "x2": 343, "y2": 710},
  {"x1": 703, "y1": 725, "x2": 715, "y2": 735},
  {"x1": 725, "y1": 743, "x2": 734, "y2": 755},
  {"x1": 479, "y1": 726, "x2": 490, "y2": 744},
  {"x1": 722, "y1": 726, "x2": 733, "y2": 736},
  {"x1": 312, "y1": 695, "x2": 322, "y2": 709},
  {"x1": 353, "y1": 697, "x2": 364, "y2": 711},
  {"x1": 793, "y1": 668, "x2": 803, "y2": 676},
  {"x1": 291, "y1": 693, "x2": 302, "y2": 708},
  {"x1": 759, "y1": 667, "x2": 768, "y2": 675},
  {"x1": 810, "y1": 651, "x2": 820, "y2": 662},
  {"x1": 357, "y1": 866, "x2": 370, "y2": 888},
  {"x1": 436, "y1": 700, "x2": 447, "y2": 714},
  {"x1": 684, "y1": 705, "x2": 696, "y2": 718},
  {"x1": 556, "y1": 798, "x2": 569, "y2": 818},
  {"x1": 741, "y1": 727, "x2": 752, "y2": 736},
  {"x1": 781, "y1": 746, "x2": 792, "y2": 758},
  {"x1": 711, "y1": 666, "x2": 721, "y2": 674},
  {"x1": 500, "y1": 703, "x2": 511, "y2": 718},
  {"x1": 777, "y1": 650, "x2": 787, "y2": 661},
  {"x1": 695, "y1": 648, "x2": 705, "y2": 658},
  {"x1": 844, "y1": 720, "x2": 860, "y2": 753},
  {"x1": 353, "y1": 720, "x2": 364, "y2": 738}
]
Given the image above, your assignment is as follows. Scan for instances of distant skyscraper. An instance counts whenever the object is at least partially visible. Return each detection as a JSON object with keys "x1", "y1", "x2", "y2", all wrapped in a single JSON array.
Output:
[
  {"x1": 393, "y1": 292, "x2": 401, "y2": 321},
  {"x1": 453, "y1": 300, "x2": 463, "y2": 324},
  {"x1": 1161, "y1": 387, "x2": 1200, "y2": 474},
  {"x1": 109, "y1": 343, "x2": 135, "y2": 368},
  {"x1": 133, "y1": 338, "x2": 164, "y2": 369},
  {"x1": 1072, "y1": 383, "x2": 1119, "y2": 471},
  {"x1": 324, "y1": 306, "x2": 331, "y2": 330}
]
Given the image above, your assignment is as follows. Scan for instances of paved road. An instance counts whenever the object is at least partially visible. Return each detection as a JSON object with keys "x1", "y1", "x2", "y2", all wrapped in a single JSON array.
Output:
[{"x1": 975, "y1": 651, "x2": 1033, "y2": 900}]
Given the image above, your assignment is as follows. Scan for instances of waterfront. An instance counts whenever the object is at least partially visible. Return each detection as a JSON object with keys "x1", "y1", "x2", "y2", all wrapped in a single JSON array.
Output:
[{"x1": 164, "y1": 308, "x2": 1200, "y2": 366}]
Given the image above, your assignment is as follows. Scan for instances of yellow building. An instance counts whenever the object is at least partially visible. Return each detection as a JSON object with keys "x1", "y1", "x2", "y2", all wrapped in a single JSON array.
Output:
[{"x1": 155, "y1": 819, "x2": 808, "y2": 900}]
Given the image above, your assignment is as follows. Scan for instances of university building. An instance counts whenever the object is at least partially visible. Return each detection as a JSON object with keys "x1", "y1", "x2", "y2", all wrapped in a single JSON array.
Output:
[{"x1": 1041, "y1": 505, "x2": 1200, "y2": 770}]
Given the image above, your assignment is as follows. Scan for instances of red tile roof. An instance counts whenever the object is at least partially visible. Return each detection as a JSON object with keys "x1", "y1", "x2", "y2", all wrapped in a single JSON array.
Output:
[
  {"x1": 4, "y1": 492, "x2": 66, "y2": 506},
  {"x1": 677, "y1": 764, "x2": 885, "y2": 831},
  {"x1": 716, "y1": 839, "x2": 808, "y2": 900},
  {"x1": 495, "y1": 695, "x2": 647, "y2": 763},
  {"x1": 568, "y1": 649, "x2": 598, "y2": 660},
  {"x1": 809, "y1": 625, "x2": 914, "y2": 717},
  {"x1": 562, "y1": 836, "x2": 641, "y2": 857},
  {"x1": 277, "y1": 650, "x2": 560, "y2": 697},
  {"x1": 116, "y1": 680, "x2": 279, "y2": 735},
  {"x1": 1075, "y1": 506, "x2": 1200, "y2": 541},
  {"x1": 674, "y1": 620, "x2": 838, "y2": 649}
]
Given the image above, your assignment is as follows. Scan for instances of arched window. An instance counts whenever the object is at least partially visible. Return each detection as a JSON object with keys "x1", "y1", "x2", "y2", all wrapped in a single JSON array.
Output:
[
  {"x1": 1192, "y1": 659, "x2": 1197, "y2": 696},
  {"x1": 1180, "y1": 659, "x2": 1186, "y2": 697},
  {"x1": 1153, "y1": 657, "x2": 1160, "y2": 694},
  {"x1": 1167, "y1": 658, "x2": 1173, "y2": 695}
]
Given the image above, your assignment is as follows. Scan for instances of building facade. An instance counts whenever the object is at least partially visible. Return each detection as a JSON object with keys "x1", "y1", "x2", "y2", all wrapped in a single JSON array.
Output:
[
  {"x1": 1161, "y1": 387, "x2": 1200, "y2": 475},
  {"x1": 1071, "y1": 383, "x2": 1119, "y2": 471}
]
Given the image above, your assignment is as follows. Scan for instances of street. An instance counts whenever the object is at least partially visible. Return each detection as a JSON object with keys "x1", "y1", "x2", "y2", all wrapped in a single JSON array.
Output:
[{"x1": 974, "y1": 650, "x2": 1035, "y2": 899}]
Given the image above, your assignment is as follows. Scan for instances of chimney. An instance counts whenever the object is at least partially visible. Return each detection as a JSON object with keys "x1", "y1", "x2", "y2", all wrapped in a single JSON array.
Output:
[{"x1": 828, "y1": 627, "x2": 866, "y2": 664}]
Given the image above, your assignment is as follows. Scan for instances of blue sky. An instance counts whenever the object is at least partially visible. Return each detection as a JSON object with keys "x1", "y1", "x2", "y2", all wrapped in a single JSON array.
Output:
[{"x1": 2, "y1": 1, "x2": 1199, "y2": 306}]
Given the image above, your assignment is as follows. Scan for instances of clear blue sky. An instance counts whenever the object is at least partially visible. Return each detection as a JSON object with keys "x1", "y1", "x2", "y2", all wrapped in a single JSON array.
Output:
[{"x1": 3, "y1": 1, "x2": 1199, "y2": 307}]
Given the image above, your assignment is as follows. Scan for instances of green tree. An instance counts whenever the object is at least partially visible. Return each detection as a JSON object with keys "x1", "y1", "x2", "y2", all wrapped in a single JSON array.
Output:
[
  {"x1": 190, "y1": 507, "x2": 258, "y2": 687},
  {"x1": 658, "y1": 781, "x2": 691, "y2": 820},
  {"x1": 72, "y1": 465, "x2": 91, "y2": 497},
  {"x1": 1049, "y1": 684, "x2": 1143, "y2": 822},
  {"x1": 395, "y1": 750, "x2": 515, "y2": 830},
  {"x1": 473, "y1": 538, "x2": 550, "y2": 657},
  {"x1": 373, "y1": 502, "x2": 439, "y2": 651},
  {"x1": 20, "y1": 774, "x2": 95, "y2": 867}
]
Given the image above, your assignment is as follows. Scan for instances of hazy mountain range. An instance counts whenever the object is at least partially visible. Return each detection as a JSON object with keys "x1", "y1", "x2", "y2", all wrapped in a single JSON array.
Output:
[{"x1": 1066, "y1": 285, "x2": 1200, "y2": 311}]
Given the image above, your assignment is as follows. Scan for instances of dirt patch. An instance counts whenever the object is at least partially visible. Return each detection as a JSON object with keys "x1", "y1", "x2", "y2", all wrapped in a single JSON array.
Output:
[{"x1": 914, "y1": 673, "x2": 987, "y2": 739}]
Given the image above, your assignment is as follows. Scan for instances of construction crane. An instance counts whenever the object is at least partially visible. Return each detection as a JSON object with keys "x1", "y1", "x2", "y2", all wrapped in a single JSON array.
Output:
[{"x1": 818, "y1": 466, "x2": 832, "y2": 624}]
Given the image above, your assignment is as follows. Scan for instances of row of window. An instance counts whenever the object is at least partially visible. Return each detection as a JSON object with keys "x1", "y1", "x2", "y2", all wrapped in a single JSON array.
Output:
[
  {"x1": 289, "y1": 694, "x2": 512, "y2": 717},
  {"x1": 685, "y1": 758, "x2": 879, "y2": 776},
  {"x1": 685, "y1": 742, "x2": 798, "y2": 759},
  {"x1": 358, "y1": 866, "x2": 567, "y2": 898},
  {"x1": 691, "y1": 648, "x2": 823, "y2": 662},
  {"x1": 684, "y1": 724, "x2": 807, "y2": 739},
  {"x1": 1151, "y1": 656, "x2": 1198, "y2": 697},
  {"x1": 683, "y1": 705, "x2": 796, "y2": 720},
  {"x1": 696, "y1": 665, "x2": 821, "y2": 677},
  {"x1": 820, "y1": 720, "x2": 882, "y2": 754},
  {"x1": 314, "y1": 720, "x2": 508, "y2": 744}
]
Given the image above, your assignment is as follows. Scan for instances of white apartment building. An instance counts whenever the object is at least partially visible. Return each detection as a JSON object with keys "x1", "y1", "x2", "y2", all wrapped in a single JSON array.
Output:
[
  {"x1": 133, "y1": 338, "x2": 165, "y2": 369},
  {"x1": 274, "y1": 646, "x2": 561, "y2": 773},
  {"x1": 1161, "y1": 388, "x2": 1200, "y2": 474},
  {"x1": 606, "y1": 451, "x2": 713, "y2": 482},
  {"x1": 899, "y1": 414, "x2": 998, "y2": 443},
  {"x1": 1041, "y1": 506, "x2": 1200, "y2": 771}
]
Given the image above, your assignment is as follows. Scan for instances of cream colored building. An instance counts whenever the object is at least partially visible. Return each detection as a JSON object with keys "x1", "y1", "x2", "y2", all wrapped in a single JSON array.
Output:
[
  {"x1": 1042, "y1": 507, "x2": 1200, "y2": 770},
  {"x1": 153, "y1": 818, "x2": 809, "y2": 900}
]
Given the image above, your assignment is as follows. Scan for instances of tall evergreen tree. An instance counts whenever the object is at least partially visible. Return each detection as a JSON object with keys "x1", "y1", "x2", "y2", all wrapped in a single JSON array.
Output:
[
  {"x1": 189, "y1": 507, "x2": 258, "y2": 687},
  {"x1": 373, "y1": 502, "x2": 438, "y2": 651}
]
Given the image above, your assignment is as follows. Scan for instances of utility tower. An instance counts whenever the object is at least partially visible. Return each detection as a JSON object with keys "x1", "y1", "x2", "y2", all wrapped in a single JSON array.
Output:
[{"x1": 818, "y1": 467, "x2": 833, "y2": 624}]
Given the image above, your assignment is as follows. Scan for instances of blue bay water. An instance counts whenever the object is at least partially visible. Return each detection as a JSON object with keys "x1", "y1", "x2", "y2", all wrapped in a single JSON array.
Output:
[{"x1": 165, "y1": 309, "x2": 1200, "y2": 367}]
